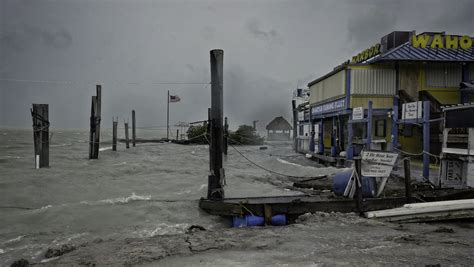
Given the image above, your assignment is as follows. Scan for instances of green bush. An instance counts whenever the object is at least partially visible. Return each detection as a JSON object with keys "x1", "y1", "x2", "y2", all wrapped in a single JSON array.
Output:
[
  {"x1": 187, "y1": 124, "x2": 208, "y2": 144},
  {"x1": 228, "y1": 125, "x2": 264, "y2": 145}
]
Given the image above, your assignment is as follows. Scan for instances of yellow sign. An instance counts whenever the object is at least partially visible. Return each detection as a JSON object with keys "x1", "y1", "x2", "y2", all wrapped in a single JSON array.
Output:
[
  {"x1": 351, "y1": 44, "x2": 381, "y2": 64},
  {"x1": 411, "y1": 33, "x2": 473, "y2": 49}
]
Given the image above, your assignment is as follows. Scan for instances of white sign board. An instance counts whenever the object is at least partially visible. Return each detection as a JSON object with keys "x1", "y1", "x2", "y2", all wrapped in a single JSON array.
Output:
[
  {"x1": 361, "y1": 151, "x2": 398, "y2": 177},
  {"x1": 352, "y1": 107, "x2": 364, "y2": 120},
  {"x1": 402, "y1": 101, "x2": 423, "y2": 120}
]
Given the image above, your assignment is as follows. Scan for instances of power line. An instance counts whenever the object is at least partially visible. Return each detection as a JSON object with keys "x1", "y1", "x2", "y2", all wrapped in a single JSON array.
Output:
[{"x1": 0, "y1": 78, "x2": 210, "y2": 86}]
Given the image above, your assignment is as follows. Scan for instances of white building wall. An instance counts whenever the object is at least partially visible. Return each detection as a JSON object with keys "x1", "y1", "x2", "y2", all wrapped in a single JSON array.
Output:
[
  {"x1": 350, "y1": 68, "x2": 396, "y2": 95},
  {"x1": 425, "y1": 63, "x2": 462, "y2": 87},
  {"x1": 309, "y1": 70, "x2": 346, "y2": 105}
]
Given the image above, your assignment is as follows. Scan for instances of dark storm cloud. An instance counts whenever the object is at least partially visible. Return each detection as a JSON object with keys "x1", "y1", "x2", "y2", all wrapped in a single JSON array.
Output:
[
  {"x1": 246, "y1": 18, "x2": 278, "y2": 40},
  {"x1": 225, "y1": 64, "x2": 291, "y2": 131},
  {"x1": 1, "y1": 24, "x2": 72, "y2": 51},
  {"x1": 1, "y1": 0, "x2": 473, "y2": 129},
  {"x1": 346, "y1": 2, "x2": 397, "y2": 50}
]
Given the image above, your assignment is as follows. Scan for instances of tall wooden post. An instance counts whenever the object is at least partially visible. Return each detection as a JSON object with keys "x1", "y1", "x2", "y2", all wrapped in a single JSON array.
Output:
[
  {"x1": 167, "y1": 90, "x2": 170, "y2": 140},
  {"x1": 112, "y1": 117, "x2": 118, "y2": 151},
  {"x1": 89, "y1": 96, "x2": 97, "y2": 159},
  {"x1": 89, "y1": 85, "x2": 102, "y2": 159},
  {"x1": 94, "y1": 85, "x2": 102, "y2": 157},
  {"x1": 132, "y1": 110, "x2": 136, "y2": 147},
  {"x1": 125, "y1": 121, "x2": 130, "y2": 149},
  {"x1": 223, "y1": 117, "x2": 228, "y2": 155},
  {"x1": 31, "y1": 104, "x2": 49, "y2": 168},
  {"x1": 208, "y1": 49, "x2": 224, "y2": 200},
  {"x1": 176, "y1": 129, "x2": 179, "y2": 140},
  {"x1": 292, "y1": 100, "x2": 298, "y2": 152}
]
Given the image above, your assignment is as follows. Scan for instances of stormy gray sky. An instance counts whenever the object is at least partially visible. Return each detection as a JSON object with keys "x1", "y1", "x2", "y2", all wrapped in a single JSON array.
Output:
[{"x1": 1, "y1": 0, "x2": 473, "y2": 131}]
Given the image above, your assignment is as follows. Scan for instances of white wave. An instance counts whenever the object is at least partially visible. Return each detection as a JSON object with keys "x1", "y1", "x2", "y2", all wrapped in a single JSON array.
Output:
[
  {"x1": 175, "y1": 190, "x2": 192, "y2": 195},
  {"x1": 50, "y1": 143, "x2": 73, "y2": 147},
  {"x1": 276, "y1": 158, "x2": 306, "y2": 168},
  {"x1": 198, "y1": 184, "x2": 207, "y2": 191},
  {"x1": 98, "y1": 192, "x2": 152, "y2": 204},
  {"x1": 39, "y1": 205, "x2": 53, "y2": 210},
  {"x1": 113, "y1": 162, "x2": 127, "y2": 166},
  {"x1": 0, "y1": 155, "x2": 21, "y2": 160},
  {"x1": 5, "y1": 235, "x2": 24, "y2": 244},
  {"x1": 0, "y1": 249, "x2": 4, "y2": 254},
  {"x1": 99, "y1": 146, "x2": 112, "y2": 152},
  {"x1": 134, "y1": 223, "x2": 189, "y2": 238}
]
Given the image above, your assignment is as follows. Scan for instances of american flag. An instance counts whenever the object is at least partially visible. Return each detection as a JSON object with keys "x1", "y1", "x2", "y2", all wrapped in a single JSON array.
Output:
[{"x1": 169, "y1": 95, "x2": 181, "y2": 103}]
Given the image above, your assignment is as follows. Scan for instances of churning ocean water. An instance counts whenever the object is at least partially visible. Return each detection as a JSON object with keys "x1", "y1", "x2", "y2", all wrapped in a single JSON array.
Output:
[{"x1": 0, "y1": 127, "x2": 340, "y2": 264}]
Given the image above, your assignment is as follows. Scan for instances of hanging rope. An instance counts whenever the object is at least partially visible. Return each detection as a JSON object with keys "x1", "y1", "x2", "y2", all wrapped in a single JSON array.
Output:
[{"x1": 229, "y1": 144, "x2": 328, "y2": 179}]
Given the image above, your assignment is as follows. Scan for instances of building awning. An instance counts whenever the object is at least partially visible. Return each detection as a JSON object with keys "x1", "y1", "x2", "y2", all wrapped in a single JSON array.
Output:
[{"x1": 368, "y1": 42, "x2": 474, "y2": 63}]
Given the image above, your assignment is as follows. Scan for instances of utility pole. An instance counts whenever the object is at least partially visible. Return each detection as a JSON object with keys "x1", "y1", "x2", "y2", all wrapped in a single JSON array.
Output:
[
  {"x1": 208, "y1": 49, "x2": 224, "y2": 200},
  {"x1": 132, "y1": 110, "x2": 136, "y2": 147},
  {"x1": 31, "y1": 104, "x2": 49, "y2": 168}
]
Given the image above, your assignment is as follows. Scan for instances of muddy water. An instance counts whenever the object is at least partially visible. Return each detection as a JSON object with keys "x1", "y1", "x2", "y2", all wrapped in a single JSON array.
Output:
[{"x1": 0, "y1": 128, "x2": 344, "y2": 265}]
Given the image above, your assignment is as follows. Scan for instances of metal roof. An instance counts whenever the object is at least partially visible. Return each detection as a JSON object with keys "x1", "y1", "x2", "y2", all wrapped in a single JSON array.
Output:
[{"x1": 369, "y1": 42, "x2": 474, "y2": 63}]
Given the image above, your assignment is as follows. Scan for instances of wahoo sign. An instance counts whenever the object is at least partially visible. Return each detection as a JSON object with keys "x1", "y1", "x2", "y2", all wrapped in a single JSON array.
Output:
[{"x1": 411, "y1": 33, "x2": 473, "y2": 50}]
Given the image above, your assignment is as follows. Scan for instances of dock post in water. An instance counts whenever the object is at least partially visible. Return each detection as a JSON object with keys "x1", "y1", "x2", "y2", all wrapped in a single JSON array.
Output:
[
  {"x1": 223, "y1": 117, "x2": 228, "y2": 155},
  {"x1": 176, "y1": 129, "x2": 179, "y2": 140},
  {"x1": 125, "y1": 120, "x2": 130, "y2": 149},
  {"x1": 89, "y1": 85, "x2": 102, "y2": 159},
  {"x1": 112, "y1": 117, "x2": 118, "y2": 151},
  {"x1": 89, "y1": 96, "x2": 97, "y2": 159},
  {"x1": 31, "y1": 104, "x2": 49, "y2": 168},
  {"x1": 132, "y1": 110, "x2": 136, "y2": 147},
  {"x1": 404, "y1": 158, "x2": 412, "y2": 203},
  {"x1": 208, "y1": 49, "x2": 224, "y2": 200}
]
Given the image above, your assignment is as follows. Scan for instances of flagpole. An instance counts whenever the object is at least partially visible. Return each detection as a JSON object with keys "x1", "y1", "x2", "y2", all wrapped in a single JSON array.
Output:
[{"x1": 167, "y1": 90, "x2": 169, "y2": 140}]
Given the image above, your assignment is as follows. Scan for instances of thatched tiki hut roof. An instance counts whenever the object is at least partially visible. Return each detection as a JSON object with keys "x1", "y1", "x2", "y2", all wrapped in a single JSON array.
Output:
[
  {"x1": 266, "y1": 116, "x2": 292, "y2": 141},
  {"x1": 266, "y1": 116, "x2": 292, "y2": 131}
]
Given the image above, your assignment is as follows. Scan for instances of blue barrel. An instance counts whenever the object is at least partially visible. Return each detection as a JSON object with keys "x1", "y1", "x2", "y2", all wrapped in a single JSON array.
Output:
[
  {"x1": 271, "y1": 214, "x2": 287, "y2": 226},
  {"x1": 232, "y1": 214, "x2": 287, "y2": 227},
  {"x1": 333, "y1": 170, "x2": 376, "y2": 198},
  {"x1": 333, "y1": 170, "x2": 353, "y2": 196}
]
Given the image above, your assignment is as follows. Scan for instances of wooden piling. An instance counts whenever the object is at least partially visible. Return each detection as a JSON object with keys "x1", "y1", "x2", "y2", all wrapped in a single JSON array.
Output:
[
  {"x1": 31, "y1": 104, "x2": 49, "y2": 168},
  {"x1": 223, "y1": 117, "x2": 228, "y2": 155},
  {"x1": 176, "y1": 129, "x2": 179, "y2": 140},
  {"x1": 125, "y1": 121, "x2": 130, "y2": 149},
  {"x1": 89, "y1": 96, "x2": 97, "y2": 159},
  {"x1": 94, "y1": 85, "x2": 102, "y2": 157},
  {"x1": 132, "y1": 110, "x2": 136, "y2": 147},
  {"x1": 208, "y1": 49, "x2": 224, "y2": 200},
  {"x1": 404, "y1": 158, "x2": 412, "y2": 203},
  {"x1": 112, "y1": 117, "x2": 118, "y2": 151},
  {"x1": 89, "y1": 85, "x2": 102, "y2": 159},
  {"x1": 354, "y1": 158, "x2": 364, "y2": 213}
]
